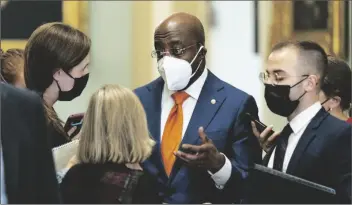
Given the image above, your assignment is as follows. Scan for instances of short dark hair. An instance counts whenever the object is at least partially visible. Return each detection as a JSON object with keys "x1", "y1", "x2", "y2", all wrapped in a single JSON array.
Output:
[
  {"x1": 322, "y1": 56, "x2": 351, "y2": 111},
  {"x1": 271, "y1": 40, "x2": 328, "y2": 87}
]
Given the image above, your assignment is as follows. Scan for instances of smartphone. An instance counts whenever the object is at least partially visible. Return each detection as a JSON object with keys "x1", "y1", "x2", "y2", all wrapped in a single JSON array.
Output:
[
  {"x1": 245, "y1": 113, "x2": 274, "y2": 136},
  {"x1": 64, "y1": 113, "x2": 84, "y2": 139}
]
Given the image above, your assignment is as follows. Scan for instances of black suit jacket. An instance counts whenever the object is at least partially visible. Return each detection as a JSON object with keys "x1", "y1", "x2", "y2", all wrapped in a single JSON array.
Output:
[
  {"x1": 0, "y1": 84, "x2": 60, "y2": 203},
  {"x1": 264, "y1": 108, "x2": 351, "y2": 203}
]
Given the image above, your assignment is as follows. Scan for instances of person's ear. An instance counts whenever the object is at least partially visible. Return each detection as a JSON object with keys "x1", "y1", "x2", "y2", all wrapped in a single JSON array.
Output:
[
  {"x1": 202, "y1": 47, "x2": 207, "y2": 58},
  {"x1": 330, "y1": 96, "x2": 341, "y2": 109},
  {"x1": 198, "y1": 44, "x2": 207, "y2": 59},
  {"x1": 305, "y1": 75, "x2": 318, "y2": 92},
  {"x1": 53, "y1": 68, "x2": 64, "y2": 81}
]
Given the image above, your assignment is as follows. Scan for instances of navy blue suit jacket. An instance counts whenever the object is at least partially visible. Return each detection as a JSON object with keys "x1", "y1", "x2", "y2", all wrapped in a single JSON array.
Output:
[
  {"x1": 263, "y1": 108, "x2": 351, "y2": 203},
  {"x1": 1, "y1": 84, "x2": 60, "y2": 203},
  {"x1": 134, "y1": 71, "x2": 261, "y2": 203}
]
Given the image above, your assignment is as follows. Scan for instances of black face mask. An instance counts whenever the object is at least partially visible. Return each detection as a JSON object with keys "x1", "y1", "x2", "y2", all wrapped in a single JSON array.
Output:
[
  {"x1": 56, "y1": 73, "x2": 89, "y2": 101},
  {"x1": 264, "y1": 77, "x2": 308, "y2": 117}
]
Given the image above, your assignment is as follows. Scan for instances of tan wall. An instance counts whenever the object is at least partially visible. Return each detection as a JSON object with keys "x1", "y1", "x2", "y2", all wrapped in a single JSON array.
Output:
[
  {"x1": 131, "y1": 2, "x2": 154, "y2": 89},
  {"x1": 258, "y1": 1, "x2": 286, "y2": 130}
]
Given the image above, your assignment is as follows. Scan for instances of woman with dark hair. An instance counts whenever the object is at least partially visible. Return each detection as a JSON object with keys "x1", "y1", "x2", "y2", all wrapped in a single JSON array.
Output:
[
  {"x1": 24, "y1": 22, "x2": 91, "y2": 148},
  {"x1": 320, "y1": 56, "x2": 352, "y2": 123},
  {"x1": 0, "y1": 48, "x2": 25, "y2": 88}
]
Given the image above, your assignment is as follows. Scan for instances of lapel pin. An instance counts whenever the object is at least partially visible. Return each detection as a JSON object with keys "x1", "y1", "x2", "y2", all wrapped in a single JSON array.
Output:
[{"x1": 211, "y1": 99, "x2": 216, "y2": 104}]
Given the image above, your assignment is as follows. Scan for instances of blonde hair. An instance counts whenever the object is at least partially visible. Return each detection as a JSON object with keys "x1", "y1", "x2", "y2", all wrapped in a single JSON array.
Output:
[{"x1": 78, "y1": 84, "x2": 155, "y2": 164}]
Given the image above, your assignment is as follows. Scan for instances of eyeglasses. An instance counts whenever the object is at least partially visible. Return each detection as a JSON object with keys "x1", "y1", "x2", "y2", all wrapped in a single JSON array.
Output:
[
  {"x1": 259, "y1": 72, "x2": 309, "y2": 85},
  {"x1": 151, "y1": 44, "x2": 197, "y2": 58}
]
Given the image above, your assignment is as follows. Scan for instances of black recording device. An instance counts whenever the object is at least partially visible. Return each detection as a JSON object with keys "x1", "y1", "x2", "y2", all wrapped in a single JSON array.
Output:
[{"x1": 245, "y1": 112, "x2": 275, "y2": 136}]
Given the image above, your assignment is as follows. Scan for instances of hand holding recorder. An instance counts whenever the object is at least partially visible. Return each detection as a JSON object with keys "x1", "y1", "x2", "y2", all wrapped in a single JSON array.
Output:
[
  {"x1": 64, "y1": 113, "x2": 84, "y2": 139},
  {"x1": 246, "y1": 113, "x2": 280, "y2": 153}
]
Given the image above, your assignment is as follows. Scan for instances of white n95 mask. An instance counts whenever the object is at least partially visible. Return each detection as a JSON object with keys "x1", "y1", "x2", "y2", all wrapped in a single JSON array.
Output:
[{"x1": 157, "y1": 46, "x2": 204, "y2": 91}]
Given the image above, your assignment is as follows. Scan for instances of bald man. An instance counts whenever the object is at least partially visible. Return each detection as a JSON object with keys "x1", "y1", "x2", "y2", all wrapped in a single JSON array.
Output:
[{"x1": 135, "y1": 12, "x2": 261, "y2": 203}]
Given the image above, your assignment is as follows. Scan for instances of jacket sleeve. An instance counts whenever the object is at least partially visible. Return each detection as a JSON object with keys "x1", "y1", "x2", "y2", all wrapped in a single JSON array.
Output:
[
  {"x1": 329, "y1": 125, "x2": 351, "y2": 204},
  {"x1": 212, "y1": 95, "x2": 261, "y2": 203}
]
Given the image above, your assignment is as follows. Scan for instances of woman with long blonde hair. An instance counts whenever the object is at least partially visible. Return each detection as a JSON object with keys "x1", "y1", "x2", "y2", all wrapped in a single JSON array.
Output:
[{"x1": 60, "y1": 84, "x2": 159, "y2": 203}]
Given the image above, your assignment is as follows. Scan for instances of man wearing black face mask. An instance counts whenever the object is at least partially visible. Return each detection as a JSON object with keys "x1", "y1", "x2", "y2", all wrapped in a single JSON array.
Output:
[
  {"x1": 134, "y1": 12, "x2": 261, "y2": 203},
  {"x1": 251, "y1": 41, "x2": 351, "y2": 203}
]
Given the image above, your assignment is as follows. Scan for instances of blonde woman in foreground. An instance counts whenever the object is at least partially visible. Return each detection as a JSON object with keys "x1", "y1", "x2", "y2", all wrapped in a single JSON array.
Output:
[{"x1": 60, "y1": 84, "x2": 160, "y2": 204}]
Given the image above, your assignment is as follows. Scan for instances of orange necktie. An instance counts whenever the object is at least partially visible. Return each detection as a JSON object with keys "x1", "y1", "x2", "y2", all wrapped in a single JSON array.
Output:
[{"x1": 161, "y1": 91, "x2": 190, "y2": 176}]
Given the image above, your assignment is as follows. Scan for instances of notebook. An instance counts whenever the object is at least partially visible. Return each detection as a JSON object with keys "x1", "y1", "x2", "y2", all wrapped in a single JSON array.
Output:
[
  {"x1": 247, "y1": 163, "x2": 336, "y2": 204},
  {"x1": 52, "y1": 140, "x2": 79, "y2": 172}
]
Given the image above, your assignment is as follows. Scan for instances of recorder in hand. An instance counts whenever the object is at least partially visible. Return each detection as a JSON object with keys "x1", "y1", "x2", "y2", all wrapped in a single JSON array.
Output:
[
  {"x1": 246, "y1": 113, "x2": 279, "y2": 153},
  {"x1": 64, "y1": 113, "x2": 84, "y2": 139}
]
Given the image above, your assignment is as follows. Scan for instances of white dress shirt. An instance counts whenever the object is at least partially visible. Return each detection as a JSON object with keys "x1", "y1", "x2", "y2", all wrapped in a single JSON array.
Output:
[
  {"x1": 266, "y1": 102, "x2": 322, "y2": 172},
  {"x1": 160, "y1": 68, "x2": 232, "y2": 189},
  {"x1": 1, "y1": 149, "x2": 7, "y2": 204}
]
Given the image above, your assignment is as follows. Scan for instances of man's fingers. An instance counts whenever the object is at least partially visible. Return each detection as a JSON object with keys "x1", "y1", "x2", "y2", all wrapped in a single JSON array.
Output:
[
  {"x1": 267, "y1": 131, "x2": 280, "y2": 143},
  {"x1": 198, "y1": 127, "x2": 209, "y2": 144},
  {"x1": 175, "y1": 154, "x2": 191, "y2": 163},
  {"x1": 174, "y1": 151, "x2": 207, "y2": 166},
  {"x1": 182, "y1": 143, "x2": 213, "y2": 153},
  {"x1": 262, "y1": 131, "x2": 280, "y2": 152},
  {"x1": 175, "y1": 151, "x2": 199, "y2": 160},
  {"x1": 175, "y1": 150, "x2": 206, "y2": 161},
  {"x1": 259, "y1": 125, "x2": 274, "y2": 141},
  {"x1": 174, "y1": 151, "x2": 195, "y2": 163},
  {"x1": 251, "y1": 121, "x2": 260, "y2": 137}
]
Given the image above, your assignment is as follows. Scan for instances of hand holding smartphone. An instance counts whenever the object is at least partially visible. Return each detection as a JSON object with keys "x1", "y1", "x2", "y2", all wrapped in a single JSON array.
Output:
[
  {"x1": 246, "y1": 113, "x2": 279, "y2": 152},
  {"x1": 64, "y1": 113, "x2": 84, "y2": 139},
  {"x1": 245, "y1": 113, "x2": 274, "y2": 136}
]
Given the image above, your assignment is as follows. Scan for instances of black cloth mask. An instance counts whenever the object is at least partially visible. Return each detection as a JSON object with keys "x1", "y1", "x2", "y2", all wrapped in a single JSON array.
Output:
[
  {"x1": 56, "y1": 73, "x2": 89, "y2": 101},
  {"x1": 264, "y1": 77, "x2": 308, "y2": 117}
]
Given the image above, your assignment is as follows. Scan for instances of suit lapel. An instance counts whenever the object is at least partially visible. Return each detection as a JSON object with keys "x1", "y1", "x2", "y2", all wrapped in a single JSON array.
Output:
[
  {"x1": 286, "y1": 108, "x2": 328, "y2": 174},
  {"x1": 146, "y1": 78, "x2": 163, "y2": 143},
  {"x1": 169, "y1": 71, "x2": 226, "y2": 180},
  {"x1": 181, "y1": 71, "x2": 226, "y2": 145},
  {"x1": 145, "y1": 78, "x2": 167, "y2": 178}
]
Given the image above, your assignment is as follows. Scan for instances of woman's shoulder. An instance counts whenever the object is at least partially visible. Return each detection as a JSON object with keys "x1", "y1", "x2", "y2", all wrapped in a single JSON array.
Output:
[
  {"x1": 62, "y1": 163, "x2": 145, "y2": 202},
  {"x1": 99, "y1": 163, "x2": 144, "y2": 184},
  {"x1": 63, "y1": 162, "x2": 140, "y2": 181},
  {"x1": 60, "y1": 163, "x2": 116, "y2": 192},
  {"x1": 61, "y1": 163, "x2": 95, "y2": 183}
]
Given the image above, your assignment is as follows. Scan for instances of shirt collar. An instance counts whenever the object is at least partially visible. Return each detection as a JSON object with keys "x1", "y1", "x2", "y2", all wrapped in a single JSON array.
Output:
[
  {"x1": 289, "y1": 102, "x2": 322, "y2": 134},
  {"x1": 164, "y1": 68, "x2": 208, "y2": 100}
]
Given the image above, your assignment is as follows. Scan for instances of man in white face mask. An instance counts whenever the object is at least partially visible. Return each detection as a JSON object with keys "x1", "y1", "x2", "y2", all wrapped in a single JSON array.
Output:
[{"x1": 135, "y1": 12, "x2": 261, "y2": 204}]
